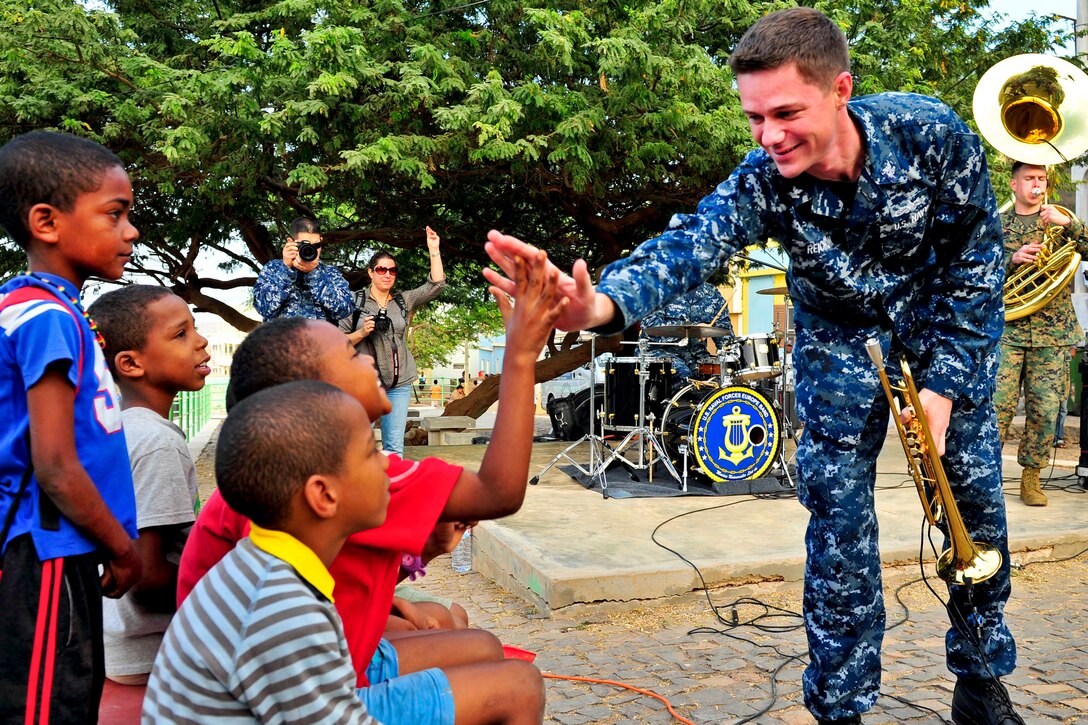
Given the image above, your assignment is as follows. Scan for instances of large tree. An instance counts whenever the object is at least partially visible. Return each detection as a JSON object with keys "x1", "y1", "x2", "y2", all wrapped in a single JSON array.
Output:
[{"x1": 0, "y1": 0, "x2": 1067, "y2": 343}]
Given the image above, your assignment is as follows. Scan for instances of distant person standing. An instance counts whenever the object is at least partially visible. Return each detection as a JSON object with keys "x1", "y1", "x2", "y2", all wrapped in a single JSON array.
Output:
[
  {"x1": 342, "y1": 228, "x2": 446, "y2": 452},
  {"x1": 993, "y1": 162, "x2": 1088, "y2": 506},
  {"x1": 430, "y1": 380, "x2": 443, "y2": 407},
  {"x1": 253, "y1": 217, "x2": 354, "y2": 322}
]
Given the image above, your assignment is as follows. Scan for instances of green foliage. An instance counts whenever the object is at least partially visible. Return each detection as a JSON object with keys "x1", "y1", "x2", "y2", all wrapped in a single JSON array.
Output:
[
  {"x1": 0, "y1": 0, "x2": 1068, "y2": 354},
  {"x1": 409, "y1": 297, "x2": 506, "y2": 370}
]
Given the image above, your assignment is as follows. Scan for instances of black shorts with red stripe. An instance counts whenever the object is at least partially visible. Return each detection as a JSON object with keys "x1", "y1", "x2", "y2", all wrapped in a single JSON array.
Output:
[{"x1": 0, "y1": 534, "x2": 104, "y2": 724}]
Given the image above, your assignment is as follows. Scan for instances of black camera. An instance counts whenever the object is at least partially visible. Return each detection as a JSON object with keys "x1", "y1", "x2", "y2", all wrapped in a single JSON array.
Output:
[
  {"x1": 372, "y1": 307, "x2": 391, "y2": 333},
  {"x1": 297, "y1": 240, "x2": 322, "y2": 263}
]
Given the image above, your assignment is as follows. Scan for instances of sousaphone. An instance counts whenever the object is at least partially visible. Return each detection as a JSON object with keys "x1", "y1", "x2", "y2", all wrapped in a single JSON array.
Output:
[{"x1": 973, "y1": 54, "x2": 1088, "y2": 320}]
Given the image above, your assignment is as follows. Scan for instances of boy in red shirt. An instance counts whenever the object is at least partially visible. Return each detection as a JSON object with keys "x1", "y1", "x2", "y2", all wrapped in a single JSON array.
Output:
[{"x1": 179, "y1": 253, "x2": 563, "y2": 724}]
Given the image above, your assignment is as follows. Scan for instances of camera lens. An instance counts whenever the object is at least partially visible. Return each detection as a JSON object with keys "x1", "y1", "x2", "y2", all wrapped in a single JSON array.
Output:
[{"x1": 298, "y1": 242, "x2": 319, "y2": 262}]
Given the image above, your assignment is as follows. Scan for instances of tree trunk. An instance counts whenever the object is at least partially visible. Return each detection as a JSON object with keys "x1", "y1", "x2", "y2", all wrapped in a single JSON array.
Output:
[{"x1": 442, "y1": 333, "x2": 624, "y2": 419}]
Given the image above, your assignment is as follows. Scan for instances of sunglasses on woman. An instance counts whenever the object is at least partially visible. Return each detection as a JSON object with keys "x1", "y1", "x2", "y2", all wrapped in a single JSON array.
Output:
[{"x1": 373, "y1": 266, "x2": 398, "y2": 276}]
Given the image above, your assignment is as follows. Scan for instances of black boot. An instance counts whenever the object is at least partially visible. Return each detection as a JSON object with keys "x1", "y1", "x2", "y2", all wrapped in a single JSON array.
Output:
[
  {"x1": 817, "y1": 717, "x2": 861, "y2": 725},
  {"x1": 951, "y1": 678, "x2": 1025, "y2": 724}
]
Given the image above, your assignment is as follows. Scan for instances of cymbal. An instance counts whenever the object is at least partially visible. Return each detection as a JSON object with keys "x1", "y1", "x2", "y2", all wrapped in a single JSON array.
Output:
[
  {"x1": 643, "y1": 324, "x2": 733, "y2": 339},
  {"x1": 757, "y1": 286, "x2": 790, "y2": 296}
]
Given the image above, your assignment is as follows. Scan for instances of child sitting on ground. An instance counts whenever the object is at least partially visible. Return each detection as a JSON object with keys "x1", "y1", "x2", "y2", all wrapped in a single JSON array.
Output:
[
  {"x1": 180, "y1": 319, "x2": 468, "y2": 631},
  {"x1": 0, "y1": 131, "x2": 142, "y2": 722},
  {"x1": 144, "y1": 382, "x2": 387, "y2": 722},
  {"x1": 178, "y1": 252, "x2": 561, "y2": 724},
  {"x1": 88, "y1": 285, "x2": 211, "y2": 686}
]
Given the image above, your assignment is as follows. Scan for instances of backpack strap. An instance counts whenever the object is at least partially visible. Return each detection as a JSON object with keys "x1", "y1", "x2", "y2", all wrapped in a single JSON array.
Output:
[
  {"x1": 393, "y1": 292, "x2": 408, "y2": 319},
  {"x1": 0, "y1": 284, "x2": 88, "y2": 387}
]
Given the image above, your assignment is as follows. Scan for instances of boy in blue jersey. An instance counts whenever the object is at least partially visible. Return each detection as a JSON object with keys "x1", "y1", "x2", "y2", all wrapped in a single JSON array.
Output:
[
  {"x1": 0, "y1": 131, "x2": 142, "y2": 722},
  {"x1": 144, "y1": 382, "x2": 386, "y2": 724},
  {"x1": 89, "y1": 285, "x2": 211, "y2": 686}
]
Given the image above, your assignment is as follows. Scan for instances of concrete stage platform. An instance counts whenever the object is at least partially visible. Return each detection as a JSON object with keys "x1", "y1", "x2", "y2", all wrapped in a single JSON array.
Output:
[{"x1": 407, "y1": 426, "x2": 1088, "y2": 616}]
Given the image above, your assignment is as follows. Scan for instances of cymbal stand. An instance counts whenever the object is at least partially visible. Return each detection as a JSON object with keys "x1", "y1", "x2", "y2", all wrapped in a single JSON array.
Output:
[
  {"x1": 769, "y1": 322, "x2": 797, "y2": 489},
  {"x1": 591, "y1": 338, "x2": 682, "y2": 495},
  {"x1": 529, "y1": 335, "x2": 610, "y2": 486}
]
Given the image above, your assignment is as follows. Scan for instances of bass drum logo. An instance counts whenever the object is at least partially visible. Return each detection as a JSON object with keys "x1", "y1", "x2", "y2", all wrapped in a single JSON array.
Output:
[{"x1": 691, "y1": 386, "x2": 781, "y2": 482}]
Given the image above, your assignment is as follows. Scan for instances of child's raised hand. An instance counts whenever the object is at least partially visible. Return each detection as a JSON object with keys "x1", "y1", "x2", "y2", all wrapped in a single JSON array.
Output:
[
  {"x1": 483, "y1": 230, "x2": 596, "y2": 331},
  {"x1": 490, "y1": 248, "x2": 568, "y2": 359}
]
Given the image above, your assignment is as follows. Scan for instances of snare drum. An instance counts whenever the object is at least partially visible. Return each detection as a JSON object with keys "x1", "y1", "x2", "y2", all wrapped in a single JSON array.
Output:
[
  {"x1": 658, "y1": 384, "x2": 782, "y2": 482},
  {"x1": 696, "y1": 358, "x2": 721, "y2": 377},
  {"x1": 734, "y1": 333, "x2": 781, "y2": 382}
]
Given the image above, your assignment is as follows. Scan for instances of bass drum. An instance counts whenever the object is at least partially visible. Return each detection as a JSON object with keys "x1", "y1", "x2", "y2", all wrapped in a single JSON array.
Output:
[{"x1": 658, "y1": 384, "x2": 782, "y2": 483}]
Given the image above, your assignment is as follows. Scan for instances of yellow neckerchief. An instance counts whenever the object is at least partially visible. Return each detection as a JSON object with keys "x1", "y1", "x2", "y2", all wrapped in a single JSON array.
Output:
[{"x1": 249, "y1": 524, "x2": 336, "y2": 603}]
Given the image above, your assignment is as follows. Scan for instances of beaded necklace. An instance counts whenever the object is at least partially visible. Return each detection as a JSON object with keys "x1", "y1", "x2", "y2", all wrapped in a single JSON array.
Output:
[{"x1": 27, "y1": 273, "x2": 107, "y2": 351}]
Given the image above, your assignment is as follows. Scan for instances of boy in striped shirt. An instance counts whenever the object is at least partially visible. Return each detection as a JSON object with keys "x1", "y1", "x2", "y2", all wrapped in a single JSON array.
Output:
[{"x1": 143, "y1": 381, "x2": 388, "y2": 724}]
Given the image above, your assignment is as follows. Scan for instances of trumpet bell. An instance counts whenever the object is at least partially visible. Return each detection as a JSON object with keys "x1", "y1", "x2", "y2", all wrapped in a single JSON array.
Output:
[
  {"x1": 937, "y1": 542, "x2": 1002, "y2": 587},
  {"x1": 973, "y1": 54, "x2": 1088, "y2": 165}
]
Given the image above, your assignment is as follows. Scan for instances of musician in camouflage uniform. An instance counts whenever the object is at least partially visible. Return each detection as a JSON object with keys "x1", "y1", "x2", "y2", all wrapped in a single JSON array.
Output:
[
  {"x1": 640, "y1": 282, "x2": 733, "y2": 383},
  {"x1": 994, "y1": 161, "x2": 1088, "y2": 506},
  {"x1": 484, "y1": 9, "x2": 1021, "y2": 725},
  {"x1": 252, "y1": 217, "x2": 354, "y2": 323}
]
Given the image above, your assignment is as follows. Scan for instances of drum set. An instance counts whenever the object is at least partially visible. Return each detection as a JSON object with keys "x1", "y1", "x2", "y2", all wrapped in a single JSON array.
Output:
[{"x1": 533, "y1": 288, "x2": 798, "y2": 494}]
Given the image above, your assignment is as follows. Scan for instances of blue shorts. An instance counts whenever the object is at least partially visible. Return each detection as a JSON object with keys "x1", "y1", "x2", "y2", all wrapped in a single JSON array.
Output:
[{"x1": 359, "y1": 639, "x2": 455, "y2": 725}]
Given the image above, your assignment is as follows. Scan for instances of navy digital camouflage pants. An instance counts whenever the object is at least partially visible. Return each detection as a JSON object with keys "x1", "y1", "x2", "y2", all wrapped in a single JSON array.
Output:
[
  {"x1": 795, "y1": 391, "x2": 1015, "y2": 720},
  {"x1": 994, "y1": 343, "x2": 1071, "y2": 469}
]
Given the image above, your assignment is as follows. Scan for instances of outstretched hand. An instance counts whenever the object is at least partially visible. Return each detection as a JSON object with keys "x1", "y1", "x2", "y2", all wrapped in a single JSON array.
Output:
[
  {"x1": 483, "y1": 230, "x2": 609, "y2": 332},
  {"x1": 489, "y1": 245, "x2": 569, "y2": 358}
]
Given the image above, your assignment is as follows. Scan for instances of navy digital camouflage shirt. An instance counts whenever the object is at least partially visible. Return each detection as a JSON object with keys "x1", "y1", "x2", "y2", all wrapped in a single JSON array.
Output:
[
  {"x1": 252, "y1": 260, "x2": 354, "y2": 323},
  {"x1": 598, "y1": 93, "x2": 1005, "y2": 444}
]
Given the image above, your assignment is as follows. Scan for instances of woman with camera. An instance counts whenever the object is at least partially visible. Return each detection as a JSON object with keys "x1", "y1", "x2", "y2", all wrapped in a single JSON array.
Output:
[{"x1": 342, "y1": 227, "x2": 446, "y2": 453}]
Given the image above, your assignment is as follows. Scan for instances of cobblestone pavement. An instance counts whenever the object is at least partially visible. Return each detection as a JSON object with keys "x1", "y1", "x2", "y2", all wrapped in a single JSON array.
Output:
[
  {"x1": 193, "y1": 422, "x2": 1088, "y2": 724},
  {"x1": 416, "y1": 547, "x2": 1088, "y2": 725}
]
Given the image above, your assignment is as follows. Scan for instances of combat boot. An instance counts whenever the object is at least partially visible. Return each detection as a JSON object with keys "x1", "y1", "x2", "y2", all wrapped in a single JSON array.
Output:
[
  {"x1": 1019, "y1": 467, "x2": 1047, "y2": 506},
  {"x1": 951, "y1": 677, "x2": 1025, "y2": 724}
]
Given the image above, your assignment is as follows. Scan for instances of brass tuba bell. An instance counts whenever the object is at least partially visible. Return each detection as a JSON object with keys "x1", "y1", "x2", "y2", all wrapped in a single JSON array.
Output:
[
  {"x1": 973, "y1": 54, "x2": 1088, "y2": 165},
  {"x1": 973, "y1": 54, "x2": 1088, "y2": 321}
]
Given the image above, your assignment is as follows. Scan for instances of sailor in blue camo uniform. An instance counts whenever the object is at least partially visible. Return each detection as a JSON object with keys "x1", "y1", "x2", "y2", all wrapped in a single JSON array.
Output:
[
  {"x1": 641, "y1": 282, "x2": 733, "y2": 383},
  {"x1": 252, "y1": 217, "x2": 354, "y2": 323},
  {"x1": 484, "y1": 8, "x2": 1020, "y2": 724}
]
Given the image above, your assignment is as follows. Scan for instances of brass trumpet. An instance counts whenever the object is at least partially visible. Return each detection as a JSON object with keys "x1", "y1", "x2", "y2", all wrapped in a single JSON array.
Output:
[{"x1": 866, "y1": 341, "x2": 1002, "y2": 586}]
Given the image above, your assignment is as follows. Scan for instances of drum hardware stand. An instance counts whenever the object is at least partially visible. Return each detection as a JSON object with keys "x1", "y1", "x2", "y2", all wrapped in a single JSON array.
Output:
[
  {"x1": 529, "y1": 335, "x2": 611, "y2": 486},
  {"x1": 591, "y1": 338, "x2": 683, "y2": 496},
  {"x1": 769, "y1": 321, "x2": 797, "y2": 489}
]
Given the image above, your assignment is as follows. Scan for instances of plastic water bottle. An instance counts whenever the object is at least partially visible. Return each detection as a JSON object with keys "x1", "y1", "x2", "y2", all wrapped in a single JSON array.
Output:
[{"x1": 451, "y1": 528, "x2": 473, "y2": 573}]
